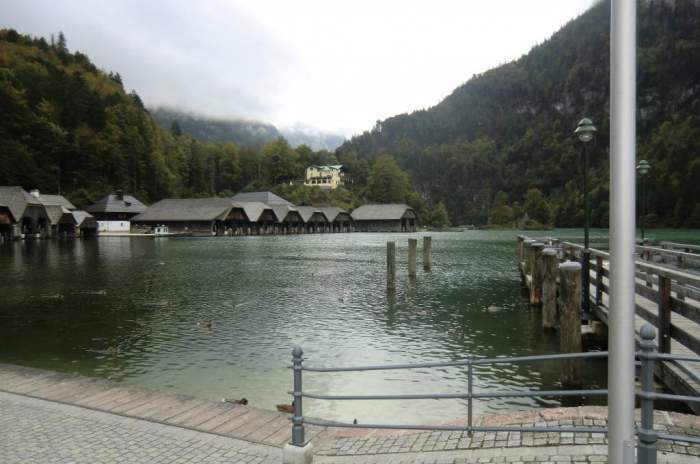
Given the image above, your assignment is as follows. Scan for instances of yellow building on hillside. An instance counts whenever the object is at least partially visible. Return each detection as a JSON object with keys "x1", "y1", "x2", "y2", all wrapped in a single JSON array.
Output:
[{"x1": 304, "y1": 165, "x2": 345, "y2": 190}]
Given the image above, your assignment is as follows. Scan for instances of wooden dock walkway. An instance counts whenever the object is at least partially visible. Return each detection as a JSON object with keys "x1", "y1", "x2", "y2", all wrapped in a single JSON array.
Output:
[
  {"x1": 0, "y1": 363, "x2": 326, "y2": 448},
  {"x1": 518, "y1": 236, "x2": 700, "y2": 413}
]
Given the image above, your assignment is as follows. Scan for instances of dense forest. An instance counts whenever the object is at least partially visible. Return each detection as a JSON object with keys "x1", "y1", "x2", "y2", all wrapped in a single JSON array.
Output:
[
  {"x1": 0, "y1": 29, "x2": 447, "y2": 226},
  {"x1": 338, "y1": 0, "x2": 700, "y2": 228}
]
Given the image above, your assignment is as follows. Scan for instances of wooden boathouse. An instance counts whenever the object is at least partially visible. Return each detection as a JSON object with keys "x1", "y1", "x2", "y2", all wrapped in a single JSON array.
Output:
[
  {"x1": 0, "y1": 186, "x2": 49, "y2": 238},
  {"x1": 86, "y1": 191, "x2": 148, "y2": 233},
  {"x1": 131, "y1": 198, "x2": 236, "y2": 236},
  {"x1": 269, "y1": 204, "x2": 303, "y2": 234},
  {"x1": 233, "y1": 202, "x2": 277, "y2": 235},
  {"x1": 351, "y1": 204, "x2": 417, "y2": 232},
  {"x1": 318, "y1": 206, "x2": 353, "y2": 232},
  {"x1": 296, "y1": 206, "x2": 329, "y2": 233}
]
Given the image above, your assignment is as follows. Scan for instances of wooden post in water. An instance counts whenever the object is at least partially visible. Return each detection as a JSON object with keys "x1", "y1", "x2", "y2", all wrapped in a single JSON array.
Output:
[
  {"x1": 523, "y1": 239, "x2": 535, "y2": 283},
  {"x1": 387, "y1": 241, "x2": 396, "y2": 291},
  {"x1": 530, "y1": 242, "x2": 545, "y2": 305},
  {"x1": 595, "y1": 256, "x2": 604, "y2": 307},
  {"x1": 559, "y1": 261, "x2": 582, "y2": 388},
  {"x1": 423, "y1": 236, "x2": 432, "y2": 271},
  {"x1": 658, "y1": 275, "x2": 672, "y2": 353},
  {"x1": 541, "y1": 248, "x2": 559, "y2": 329},
  {"x1": 408, "y1": 238, "x2": 417, "y2": 277}
]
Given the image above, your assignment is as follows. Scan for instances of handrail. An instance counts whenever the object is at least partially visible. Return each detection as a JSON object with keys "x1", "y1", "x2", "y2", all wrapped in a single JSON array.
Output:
[{"x1": 286, "y1": 323, "x2": 699, "y2": 464}]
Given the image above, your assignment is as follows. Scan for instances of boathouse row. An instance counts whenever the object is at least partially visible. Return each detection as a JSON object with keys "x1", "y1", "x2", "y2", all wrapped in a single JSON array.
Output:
[{"x1": 0, "y1": 187, "x2": 97, "y2": 240}]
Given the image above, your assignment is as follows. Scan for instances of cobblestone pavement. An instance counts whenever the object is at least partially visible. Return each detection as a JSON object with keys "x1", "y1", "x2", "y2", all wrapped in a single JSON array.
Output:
[
  {"x1": 314, "y1": 407, "x2": 700, "y2": 460},
  {"x1": 0, "y1": 391, "x2": 280, "y2": 464}
]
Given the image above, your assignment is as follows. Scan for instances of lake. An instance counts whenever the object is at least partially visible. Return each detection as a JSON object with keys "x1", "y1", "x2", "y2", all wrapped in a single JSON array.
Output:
[{"x1": 1, "y1": 229, "x2": 697, "y2": 423}]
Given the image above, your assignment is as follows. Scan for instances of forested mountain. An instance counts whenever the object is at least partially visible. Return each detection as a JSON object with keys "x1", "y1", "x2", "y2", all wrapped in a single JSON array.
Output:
[
  {"x1": 151, "y1": 107, "x2": 345, "y2": 151},
  {"x1": 151, "y1": 107, "x2": 280, "y2": 148},
  {"x1": 0, "y1": 29, "x2": 353, "y2": 209},
  {"x1": 338, "y1": 0, "x2": 700, "y2": 227}
]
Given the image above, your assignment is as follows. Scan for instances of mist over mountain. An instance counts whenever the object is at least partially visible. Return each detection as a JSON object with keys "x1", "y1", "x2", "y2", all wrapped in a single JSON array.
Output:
[{"x1": 151, "y1": 107, "x2": 344, "y2": 151}]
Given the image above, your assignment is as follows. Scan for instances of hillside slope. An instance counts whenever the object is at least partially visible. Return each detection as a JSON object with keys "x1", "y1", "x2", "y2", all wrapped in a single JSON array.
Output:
[{"x1": 338, "y1": 0, "x2": 700, "y2": 227}]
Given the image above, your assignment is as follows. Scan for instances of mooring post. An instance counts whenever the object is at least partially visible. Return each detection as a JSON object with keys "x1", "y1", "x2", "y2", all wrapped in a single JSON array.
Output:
[
  {"x1": 595, "y1": 256, "x2": 604, "y2": 307},
  {"x1": 283, "y1": 346, "x2": 314, "y2": 464},
  {"x1": 542, "y1": 248, "x2": 559, "y2": 329},
  {"x1": 638, "y1": 324, "x2": 658, "y2": 464},
  {"x1": 423, "y1": 236, "x2": 432, "y2": 271},
  {"x1": 387, "y1": 241, "x2": 396, "y2": 290},
  {"x1": 530, "y1": 242, "x2": 545, "y2": 305},
  {"x1": 559, "y1": 261, "x2": 582, "y2": 388},
  {"x1": 523, "y1": 239, "x2": 535, "y2": 285},
  {"x1": 657, "y1": 275, "x2": 672, "y2": 354},
  {"x1": 408, "y1": 238, "x2": 417, "y2": 277}
]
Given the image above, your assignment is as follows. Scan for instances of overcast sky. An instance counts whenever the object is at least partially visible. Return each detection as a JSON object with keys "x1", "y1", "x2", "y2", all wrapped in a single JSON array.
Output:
[{"x1": 1, "y1": 0, "x2": 595, "y2": 136}]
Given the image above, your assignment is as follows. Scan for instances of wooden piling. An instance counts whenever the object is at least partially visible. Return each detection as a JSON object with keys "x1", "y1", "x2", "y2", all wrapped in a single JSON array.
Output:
[
  {"x1": 408, "y1": 238, "x2": 417, "y2": 277},
  {"x1": 423, "y1": 236, "x2": 432, "y2": 271},
  {"x1": 541, "y1": 247, "x2": 559, "y2": 329},
  {"x1": 530, "y1": 242, "x2": 545, "y2": 305},
  {"x1": 559, "y1": 261, "x2": 582, "y2": 388},
  {"x1": 658, "y1": 275, "x2": 672, "y2": 353},
  {"x1": 387, "y1": 241, "x2": 396, "y2": 291},
  {"x1": 523, "y1": 239, "x2": 535, "y2": 280}
]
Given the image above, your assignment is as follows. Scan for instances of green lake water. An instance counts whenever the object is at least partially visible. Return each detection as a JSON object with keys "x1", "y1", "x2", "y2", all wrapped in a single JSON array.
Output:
[{"x1": 1, "y1": 229, "x2": 698, "y2": 423}]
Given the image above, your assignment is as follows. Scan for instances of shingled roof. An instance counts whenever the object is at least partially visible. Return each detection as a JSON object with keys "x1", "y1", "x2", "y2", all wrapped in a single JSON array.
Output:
[
  {"x1": 71, "y1": 210, "x2": 97, "y2": 228},
  {"x1": 30, "y1": 191, "x2": 76, "y2": 210},
  {"x1": 44, "y1": 205, "x2": 73, "y2": 225},
  {"x1": 232, "y1": 191, "x2": 293, "y2": 206},
  {"x1": 0, "y1": 186, "x2": 43, "y2": 220},
  {"x1": 232, "y1": 201, "x2": 274, "y2": 222},
  {"x1": 351, "y1": 204, "x2": 415, "y2": 221},
  {"x1": 132, "y1": 198, "x2": 233, "y2": 222},
  {"x1": 296, "y1": 206, "x2": 329, "y2": 223},
  {"x1": 269, "y1": 204, "x2": 301, "y2": 223},
  {"x1": 316, "y1": 206, "x2": 351, "y2": 222},
  {"x1": 85, "y1": 193, "x2": 147, "y2": 214}
]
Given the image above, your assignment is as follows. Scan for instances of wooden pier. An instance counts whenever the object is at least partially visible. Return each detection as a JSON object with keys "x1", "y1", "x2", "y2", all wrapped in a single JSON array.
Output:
[
  {"x1": 517, "y1": 235, "x2": 700, "y2": 413},
  {"x1": 0, "y1": 363, "x2": 327, "y2": 448}
]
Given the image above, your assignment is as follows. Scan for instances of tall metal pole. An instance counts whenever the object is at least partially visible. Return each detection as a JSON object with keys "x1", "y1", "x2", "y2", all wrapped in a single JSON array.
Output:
[
  {"x1": 609, "y1": 1, "x2": 637, "y2": 463},
  {"x1": 583, "y1": 143, "x2": 590, "y2": 312}
]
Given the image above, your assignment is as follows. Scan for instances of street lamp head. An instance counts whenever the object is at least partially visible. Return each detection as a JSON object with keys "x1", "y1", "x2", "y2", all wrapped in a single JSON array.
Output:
[
  {"x1": 637, "y1": 159, "x2": 651, "y2": 176},
  {"x1": 574, "y1": 117, "x2": 597, "y2": 143}
]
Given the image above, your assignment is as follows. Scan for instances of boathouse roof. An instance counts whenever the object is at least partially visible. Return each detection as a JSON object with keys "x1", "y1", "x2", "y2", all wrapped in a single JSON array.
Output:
[
  {"x1": 44, "y1": 205, "x2": 74, "y2": 225},
  {"x1": 133, "y1": 198, "x2": 233, "y2": 222},
  {"x1": 269, "y1": 204, "x2": 301, "y2": 223},
  {"x1": 232, "y1": 191, "x2": 293, "y2": 206},
  {"x1": 232, "y1": 201, "x2": 274, "y2": 222},
  {"x1": 85, "y1": 192, "x2": 147, "y2": 214},
  {"x1": 316, "y1": 207, "x2": 351, "y2": 222},
  {"x1": 0, "y1": 186, "x2": 43, "y2": 220},
  {"x1": 71, "y1": 210, "x2": 97, "y2": 228},
  {"x1": 296, "y1": 206, "x2": 329, "y2": 223},
  {"x1": 351, "y1": 204, "x2": 416, "y2": 221},
  {"x1": 29, "y1": 190, "x2": 76, "y2": 210}
]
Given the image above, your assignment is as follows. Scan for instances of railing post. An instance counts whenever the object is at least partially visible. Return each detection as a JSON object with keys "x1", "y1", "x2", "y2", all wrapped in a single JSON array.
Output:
[
  {"x1": 292, "y1": 346, "x2": 305, "y2": 446},
  {"x1": 582, "y1": 249, "x2": 592, "y2": 312},
  {"x1": 638, "y1": 324, "x2": 657, "y2": 464},
  {"x1": 595, "y1": 256, "x2": 604, "y2": 307},
  {"x1": 657, "y1": 276, "x2": 672, "y2": 354},
  {"x1": 467, "y1": 355, "x2": 473, "y2": 437},
  {"x1": 284, "y1": 346, "x2": 314, "y2": 464}
]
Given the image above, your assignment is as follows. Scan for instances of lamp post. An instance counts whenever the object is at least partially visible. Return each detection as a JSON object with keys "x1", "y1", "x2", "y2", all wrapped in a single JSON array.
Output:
[
  {"x1": 636, "y1": 159, "x2": 651, "y2": 242},
  {"x1": 574, "y1": 117, "x2": 597, "y2": 312}
]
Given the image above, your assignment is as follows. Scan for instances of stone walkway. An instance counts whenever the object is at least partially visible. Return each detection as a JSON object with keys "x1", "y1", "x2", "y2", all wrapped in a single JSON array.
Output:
[
  {"x1": 0, "y1": 391, "x2": 280, "y2": 464},
  {"x1": 1, "y1": 363, "x2": 699, "y2": 463}
]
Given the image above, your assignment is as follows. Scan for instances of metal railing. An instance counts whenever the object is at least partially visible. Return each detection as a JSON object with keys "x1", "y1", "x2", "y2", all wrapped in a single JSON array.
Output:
[{"x1": 287, "y1": 323, "x2": 700, "y2": 464}]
